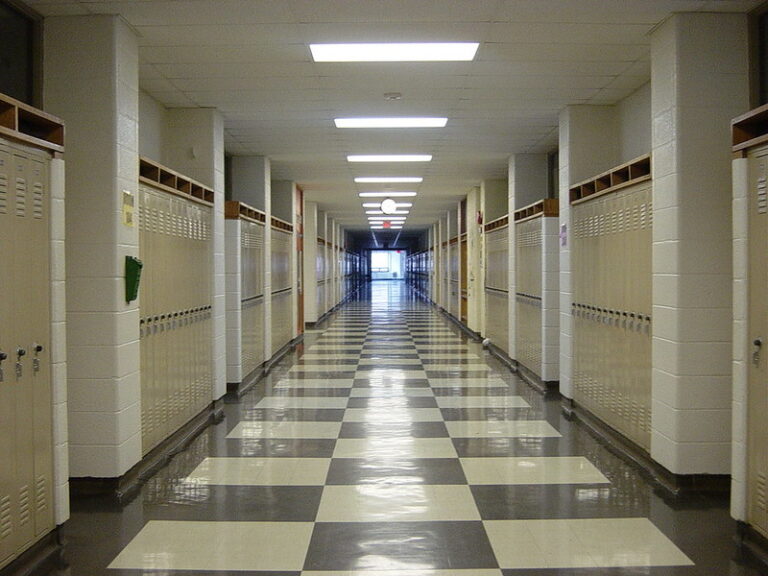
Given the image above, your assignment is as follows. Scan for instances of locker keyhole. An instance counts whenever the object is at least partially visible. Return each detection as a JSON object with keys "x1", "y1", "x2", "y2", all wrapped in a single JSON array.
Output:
[
  {"x1": 754, "y1": 338, "x2": 763, "y2": 366},
  {"x1": 15, "y1": 347, "x2": 26, "y2": 380}
]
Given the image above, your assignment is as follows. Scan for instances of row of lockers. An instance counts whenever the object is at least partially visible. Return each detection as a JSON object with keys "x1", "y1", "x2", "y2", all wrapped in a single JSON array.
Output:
[{"x1": 0, "y1": 140, "x2": 56, "y2": 570}]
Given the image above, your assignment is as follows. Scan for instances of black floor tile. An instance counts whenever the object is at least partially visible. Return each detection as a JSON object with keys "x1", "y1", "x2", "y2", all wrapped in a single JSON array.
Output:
[
  {"x1": 146, "y1": 485, "x2": 324, "y2": 522},
  {"x1": 264, "y1": 387, "x2": 351, "y2": 397},
  {"x1": 440, "y1": 407, "x2": 542, "y2": 421},
  {"x1": 353, "y1": 378, "x2": 430, "y2": 387},
  {"x1": 280, "y1": 371, "x2": 356, "y2": 379},
  {"x1": 431, "y1": 386, "x2": 516, "y2": 396},
  {"x1": 339, "y1": 421, "x2": 449, "y2": 438},
  {"x1": 346, "y1": 396, "x2": 438, "y2": 408},
  {"x1": 326, "y1": 458, "x2": 467, "y2": 485},
  {"x1": 427, "y1": 370, "x2": 499, "y2": 378},
  {"x1": 239, "y1": 408, "x2": 345, "y2": 421},
  {"x1": 303, "y1": 521, "x2": 499, "y2": 570},
  {"x1": 452, "y1": 437, "x2": 576, "y2": 458}
]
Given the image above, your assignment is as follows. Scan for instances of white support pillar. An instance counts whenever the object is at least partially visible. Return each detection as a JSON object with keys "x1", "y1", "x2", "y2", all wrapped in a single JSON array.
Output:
[
  {"x1": 44, "y1": 14, "x2": 141, "y2": 479},
  {"x1": 649, "y1": 12, "x2": 748, "y2": 475},
  {"x1": 303, "y1": 202, "x2": 319, "y2": 323}
]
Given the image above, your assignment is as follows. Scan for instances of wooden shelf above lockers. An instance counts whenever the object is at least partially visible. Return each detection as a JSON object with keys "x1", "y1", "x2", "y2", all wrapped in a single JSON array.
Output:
[
  {"x1": 271, "y1": 216, "x2": 293, "y2": 232},
  {"x1": 225, "y1": 201, "x2": 265, "y2": 223},
  {"x1": 513, "y1": 198, "x2": 559, "y2": 223},
  {"x1": 569, "y1": 154, "x2": 651, "y2": 204},
  {"x1": 139, "y1": 157, "x2": 214, "y2": 206},
  {"x1": 732, "y1": 103, "x2": 768, "y2": 154},
  {"x1": 0, "y1": 92, "x2": 64, "y2": 153}
]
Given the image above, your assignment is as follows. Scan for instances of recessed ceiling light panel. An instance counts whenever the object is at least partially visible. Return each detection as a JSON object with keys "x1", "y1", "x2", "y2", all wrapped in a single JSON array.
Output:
[
  {"x1": 359, "y1": 192, "x2": 417, "y2": 198},
  {"x1": 355, "y1": 177, "x2": 422, "y2": 183},
  {"x1": 311, "y1": 43, "x2": 479, "y2": 62},
  {"x1": 336, "y1": 118, "x2": 447, "y2": 129},
  {"x1": 347, "y1": 154, "x2": 432, "y2": 162}
]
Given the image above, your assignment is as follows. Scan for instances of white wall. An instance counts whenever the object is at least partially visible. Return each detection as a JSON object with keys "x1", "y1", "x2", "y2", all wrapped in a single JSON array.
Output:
[
  {"x1": 618, "y1": 82, "x2": 651, "y2": 163},
  {"x1": 139, "y1": 90, "x2": 166, "y2": 161}
]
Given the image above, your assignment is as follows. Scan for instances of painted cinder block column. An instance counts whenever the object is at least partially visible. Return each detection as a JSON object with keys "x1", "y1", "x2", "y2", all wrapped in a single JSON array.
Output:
[
  {"x1": 44, "y1": 15, "x2": 141, "y2": 478},
  {"x1": 649, "y1": 12, "x2": 748, "y2": 474},
  {"x1": 303, "y1": 202, "x2": 319, "y2": 323}
]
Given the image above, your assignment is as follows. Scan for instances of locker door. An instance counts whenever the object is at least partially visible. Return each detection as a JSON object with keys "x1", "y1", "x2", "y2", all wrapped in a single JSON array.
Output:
[
  {"x1": 11, "y1": 150, "x2": 36, "y2": 552},
  {"x1": 28, "y1": 155, "x2": 53, "y2": 538},
  {"x1": 748, "y1": 145, "x2": 768, "y2": 538},
  {"x1": 0, "y1": 143, "x2": 16, "y2": 567}
]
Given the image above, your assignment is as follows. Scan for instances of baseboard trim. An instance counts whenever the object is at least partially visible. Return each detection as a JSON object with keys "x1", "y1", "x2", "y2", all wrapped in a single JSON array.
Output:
[
  {"x1": 226, "y1": 363, "x2": 266, "y2": 400},
  {"x1": 70, "y1": 399, "x2": 225, "y2": 505},
  {"x1": 563, "y1": 397, "x2": 729, "y2": 498},
  {"x1": 515, "y1": 361, "x2": 559, "y2": 397},
  {"x1": 438, "y1": 309, "x2": 483, "y2": 342},
  {"x1": 736, "y1": 521, "x2": 768, "y2": 572},
  {"x1": 485, "y1": 342, "x2": 517, "y2": 372},
  {"x1": 265, "y1": 334, "x2": 304, "y2": 373},
  {"x1": 0, "y1": 529, "x2": 63, "y2": 576}
]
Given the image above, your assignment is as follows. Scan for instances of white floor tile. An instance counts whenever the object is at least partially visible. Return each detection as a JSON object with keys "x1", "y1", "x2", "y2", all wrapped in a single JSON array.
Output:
[
  {"x1": 290, "y1": 364, "x2": 357, "y2": 372},
  {"x1": 186, "y1": 457, "x2": 330, "y2": 485},
  {"x1": 333, "y1": 437, "x2": 457, "y2": 458},
  {"x1": 254, "y1": 397, "x2": 349, "y2": 409},
  {"x1": 460, "y1": 457, "x2": 609, "y2": 485},
  {"x1": 343, "y1": 408, "x2": 444, "y2": 422},
  {"x1": 445, "y1": 420, "x2": 561, "y2": 438},
  {"x1": 275, "y1": 378, "x2": 354, "y2": 388},
  {"x1": 227, "y1": 421, "x2": 342, "y2": 439},
  {"x1": 423, "y1": 363, "x2": 489, "y2": 370},
  {"x1": 419, "y1": 353, "x2": 482, "y2": 359},
  {"x1": 429, "y1": 378, "x2": 508, "y2": 388},
  {"x1": 108, "y1": 521, "x2": 313, "y2": 571},
  {"x1": 301, "y1": 353, "x2": 360, "y2": 359},
  {"x1": 301, "y1": 571, "x2": 502, "y2": 576},
  {"x1": 316, "y1": 485, "x2": 480, "y2": 522},
  {"x1": 484, "y1": 518, "x2": 693, "y2": 569},
  {"x1": 435, "y1": 396, "x2": 530, "y2": 409}
]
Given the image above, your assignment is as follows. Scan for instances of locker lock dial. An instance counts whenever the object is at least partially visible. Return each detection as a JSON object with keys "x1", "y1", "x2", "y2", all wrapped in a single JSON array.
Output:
[
  {"x1": 753, "y1": 338, "x2": 763, "y2": 366},
  {"x1": 0, "y1": 352, "x2": 6, "y2": 362},
  {"x1": 33, "y1": 343, "x2": 43, "y2": 354},
  {"x1": 16, "y1": 348, "x2": 26, "y2": 358}
]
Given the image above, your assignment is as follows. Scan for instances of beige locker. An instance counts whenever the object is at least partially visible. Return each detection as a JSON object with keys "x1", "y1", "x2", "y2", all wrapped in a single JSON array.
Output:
[
  {"x1": 241, "y1": 218, "x2": 265, "y2": 376},
  {"x1": 139, "y1": 180, "x2": 213, "y2": 455},
  {"x1": 515, "y1": 216, "x2": 543, "y2": 376},
  {"x1": 571, "y1": 181, "x2": 652, "y2": 451},
  {"x1": 748, "y1": 144, "x2": 768, "y2": 538},
  {"x1": 0, "y1": 141, "x2": 54, "y2": 570},
  {"x1": 449, "y1": 239, "x2": 459, "y2": 316},
  {"x1": 485, "y1": 221, "x2": 509, "y2": 354},
  {"x1": 271, "y1": 226, "x2": 293, "y2": 354}
]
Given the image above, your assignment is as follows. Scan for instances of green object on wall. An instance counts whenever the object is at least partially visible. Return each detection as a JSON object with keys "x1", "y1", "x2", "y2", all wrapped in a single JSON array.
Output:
[{"x1": 125, "y1": 255, "x2": 143, "y2": 303}]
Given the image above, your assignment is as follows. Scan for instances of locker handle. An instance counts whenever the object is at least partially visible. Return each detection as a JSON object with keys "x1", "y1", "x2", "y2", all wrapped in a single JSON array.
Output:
[
  {"x1": 16, "y1": 348, "x2": 26, "y2": 358},
  {"x1": 33, "y1": 343, "x2": 43, "y2": 354},
  {"x1": 0, "y1": 351, "x2": 6, "y2": 362}
]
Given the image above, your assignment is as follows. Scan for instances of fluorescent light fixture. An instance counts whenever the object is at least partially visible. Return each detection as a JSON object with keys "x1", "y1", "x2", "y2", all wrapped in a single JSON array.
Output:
[
  {"x1": 370, "y1": 225, "x2": 385, "y2": 230},
  {"x1": 310, "y1": 43, "x2": 479, "y2": 62},
  {"x1": 359, "y1": 192, "x2": 417, "y2": 198},
  {"x1": 366, "y1": 210, "x2": 384, "y2": 215},
  {"x1": 355, "y1": 177, "x2": 422, "y2": 184},
  {"x1": 347, "y1": 154, "x2": 432, "y2": 163},
  {"x1": 336, "y1": 118, "x2": 447, "y2": 129},
  {"x1": 368, "y1": 216, "x2": 407, "y2": 221},
  {"x1": 389, "y1": 225, "x2": 404, "y2": 229}
]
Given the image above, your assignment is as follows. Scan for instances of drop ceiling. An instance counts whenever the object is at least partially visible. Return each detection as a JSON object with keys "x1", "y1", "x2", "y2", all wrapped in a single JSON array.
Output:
[{"x1": 25, "y1": 0, "x2": 762, "y2": 234}]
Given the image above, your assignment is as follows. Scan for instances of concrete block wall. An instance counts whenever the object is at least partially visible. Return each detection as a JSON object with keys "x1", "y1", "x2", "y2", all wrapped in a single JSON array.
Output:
[{"x1": 225, "y1": 219, "x2": 243, "y2": 384}]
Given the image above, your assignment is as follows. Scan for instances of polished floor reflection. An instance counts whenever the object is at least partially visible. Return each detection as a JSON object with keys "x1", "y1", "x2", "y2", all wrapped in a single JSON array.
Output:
[{"x1": 56, "y1": 281, "x2": 768, "y2": 575}]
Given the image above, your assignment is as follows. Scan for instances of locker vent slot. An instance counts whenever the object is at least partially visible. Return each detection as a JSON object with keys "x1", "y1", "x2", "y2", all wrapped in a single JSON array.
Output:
[
  {"x1": 18, "y1": 486, "x2": 30, "y2": 526},
  {"x1": 33, "y1": 182, "x2": 44, "y2": 219},
  {"x1": 0, "y1": 172, "x2": 7, "y2": 214},
  {"x1": 0, "y1": 496, "x2": 11, "y2": 540},
  {"x1": 757, "y1": 473, "x2": 767, "y2": 511},
  {"x1": 15, "y1": 177, "x2": 26, "y2": 217},
  {"x1": 35, "y1": 476, "x2": 47, "y2": 513}
]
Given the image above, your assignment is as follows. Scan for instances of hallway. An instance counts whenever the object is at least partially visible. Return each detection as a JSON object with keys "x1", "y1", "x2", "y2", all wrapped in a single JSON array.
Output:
[{"x1": 59, "y1": 283, "x2": 762, "y2": 575}]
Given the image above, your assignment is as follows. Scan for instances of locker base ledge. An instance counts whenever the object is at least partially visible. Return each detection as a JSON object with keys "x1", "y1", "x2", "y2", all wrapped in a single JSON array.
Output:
[
  {"x1": 485, "y1": 342, "x2": 516, "y2": 372},
  {"x1": 0, "y1": 529, "x2": 63, "y2": 576},
  {"x1": 265, "y1": 335, "x2": 304, "y2": 374},
  {"x1": 70, "y1": 400, "x2": 225, "y2": 505},
  {"x1": 565, "y1": 398, "x2": 730, "y2": 499},
  {"x1": 515, "y1": 361, "x2": 559, "y2": 397},
  {"x1": 735, "y1": 521, "x2": 768, "y2": 572},
  {"x1": 226, "y1": 365, "x2": 266, "y2": 399},
  {"x1": 439, "y1": 310, "x2": 483, "y2": 342}
]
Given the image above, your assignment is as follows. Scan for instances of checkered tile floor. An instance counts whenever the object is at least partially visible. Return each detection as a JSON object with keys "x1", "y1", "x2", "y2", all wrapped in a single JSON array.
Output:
[{"x1": 63, "y1": 282, "x2": 763, "y2": 575}]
